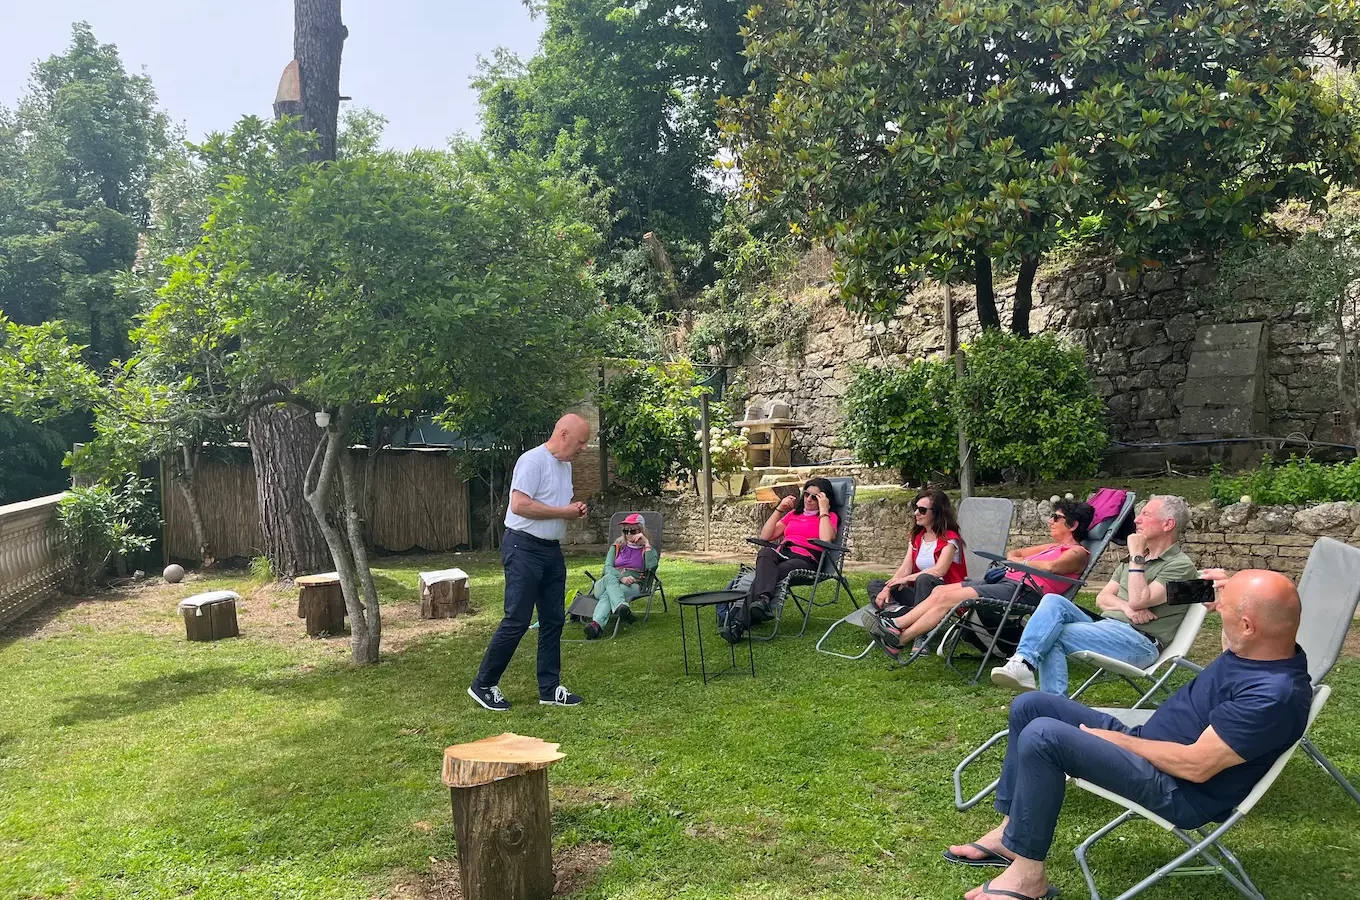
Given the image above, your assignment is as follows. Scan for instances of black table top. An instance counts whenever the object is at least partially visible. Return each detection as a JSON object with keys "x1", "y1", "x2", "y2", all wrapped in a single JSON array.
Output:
[{"x1": 675, "y1": 589, "x2": 747, "y2": 607}]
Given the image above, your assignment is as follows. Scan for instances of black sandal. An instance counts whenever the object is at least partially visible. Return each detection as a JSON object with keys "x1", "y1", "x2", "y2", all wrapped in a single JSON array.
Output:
[
  {"x1": 942, "y1": 843, "x2": 1010, "y2": 868},
  {"x1": 977, "y1": 880, "x2": 1061, "y2": 900}
]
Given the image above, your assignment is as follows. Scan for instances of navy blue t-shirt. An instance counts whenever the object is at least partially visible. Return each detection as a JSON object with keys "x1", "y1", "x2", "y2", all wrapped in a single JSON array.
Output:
[{"x1": 1137, "y1": 646, "x2": 1312, "y2": 822}]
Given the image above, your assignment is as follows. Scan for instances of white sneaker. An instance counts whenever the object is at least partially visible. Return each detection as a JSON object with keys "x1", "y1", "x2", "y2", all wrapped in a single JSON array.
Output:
[{"x1": 990, "y1": 656, "x2": 1037, "y2": 693}]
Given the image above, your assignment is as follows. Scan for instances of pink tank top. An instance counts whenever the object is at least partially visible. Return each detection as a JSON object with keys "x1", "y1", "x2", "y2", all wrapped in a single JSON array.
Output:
[{"x1": 1006, "y1": 543, "x2": 1083, "y2": 595}]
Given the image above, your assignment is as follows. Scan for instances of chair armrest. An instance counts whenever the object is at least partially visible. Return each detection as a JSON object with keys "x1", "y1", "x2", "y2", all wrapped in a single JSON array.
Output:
[
  {"x1": 746, "y1": 537, "x2": 778, "y2": 549},
  {"x1": 994, "y1": 559, "x2": 1084, "y2": 589},
  {"x1": 973, "y1": 550, "x2": 1005, "y2": 563},
  {"x1": 809, "y1": 538, "x2": 847, "y2": 555}
]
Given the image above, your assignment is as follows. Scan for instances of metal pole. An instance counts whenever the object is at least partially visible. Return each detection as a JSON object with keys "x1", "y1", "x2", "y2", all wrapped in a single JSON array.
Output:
[
  {"x1": 597, "y1": 363, "x2": 608, "y2": 495},
  {"x1": 700, "y1": 392, "x2": 712, "y2": 552},
  {"x1": 944, "y1": 282, "x2": 975, "y2": 498}
]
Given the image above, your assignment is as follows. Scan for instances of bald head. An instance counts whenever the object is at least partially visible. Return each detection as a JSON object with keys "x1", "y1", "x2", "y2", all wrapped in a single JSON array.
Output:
[
  {"x1": 546, "y1": 413, "x2": 591, "y2": 461},
  {"x1": 1218, "y1": 569, "x2": 1301, "y2": 658}
]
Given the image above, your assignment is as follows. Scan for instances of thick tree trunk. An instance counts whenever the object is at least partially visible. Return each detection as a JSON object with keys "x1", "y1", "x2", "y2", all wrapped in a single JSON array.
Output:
[
  {"x1": 249, "y1": 403, "x2": 331, "y2": 577},
  {"x1": 293, "y1": 0, "x2": 347, "y2": 162},
  {"x1": 1011, "y1": 253, "x2": 1041, "y2": 337},
  {"x1": 176, "y1": 444, "x2": 213, "y2": 567},
  {"x1": 974, "y1": 244, "x2": 1000, "y2": 330}
]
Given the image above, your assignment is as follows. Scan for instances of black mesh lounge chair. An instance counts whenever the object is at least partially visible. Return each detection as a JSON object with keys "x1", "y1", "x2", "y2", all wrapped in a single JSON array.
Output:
[
  {"x1": 729, "y1": 476, "x2": 857, "y2": 642},
  {"x1": 564, "y1": 510, "x2": 666, "y2": 642},
  {"x1": 907, "y1": 491, "x2": 1138, "y2": 682},
  {"x1": 815, "y1": 496, "x2": 1014, "y2": 659}
]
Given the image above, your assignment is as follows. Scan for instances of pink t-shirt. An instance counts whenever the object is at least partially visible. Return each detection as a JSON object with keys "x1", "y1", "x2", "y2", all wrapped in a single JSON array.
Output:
[
  {"x1": 781, "y1": 510, "x2": 838, "y2": 559},
  {"x1": 1006, "y1": 543, "x2": 1084, "y2": 595}
]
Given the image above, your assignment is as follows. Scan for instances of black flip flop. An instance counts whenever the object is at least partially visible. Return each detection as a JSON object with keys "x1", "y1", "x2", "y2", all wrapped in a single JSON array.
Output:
[
  {"x1": 977, "y1": 879, "x2": 1061, "y2": 900},
  {"x1": 942, "y1": 843, "x2": 1011, "y2": 869}
]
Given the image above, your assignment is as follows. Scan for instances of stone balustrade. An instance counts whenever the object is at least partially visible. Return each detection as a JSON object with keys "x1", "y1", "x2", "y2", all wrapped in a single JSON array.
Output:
[{"x1": 0, "y1": 493, "x2": 72, "y2": 629}]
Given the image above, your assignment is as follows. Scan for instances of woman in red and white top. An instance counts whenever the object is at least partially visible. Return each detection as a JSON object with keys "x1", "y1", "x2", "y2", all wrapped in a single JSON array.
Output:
[
  {"x1": 869, "y1": 498, "x2": 1094, "y2": 658},
  {"x1": 870, "y1": 489, "x2": 967, "y2": 614},
  {"x1": 739, "y1": 477, "x2": 839, "y2": 628}
]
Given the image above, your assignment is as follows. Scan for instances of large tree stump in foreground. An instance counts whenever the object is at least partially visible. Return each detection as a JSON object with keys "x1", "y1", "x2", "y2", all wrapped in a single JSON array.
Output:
[
  {"x1": 419, "y1": 567, "x2": 470, "y2": 619},
  {"x1": 296, "y1": 571, "x2": 346, "y2": 636},
  {"x1": 443, "y1": 733, "x2": 565, "y2": 900}
]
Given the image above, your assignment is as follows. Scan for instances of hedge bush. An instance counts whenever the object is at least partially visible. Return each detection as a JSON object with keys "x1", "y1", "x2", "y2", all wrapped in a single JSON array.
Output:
[
  {"x1": 955, "y1": 331, "x2": 1107, "y2": 485},
  {"x1": 1211, "y1": 455, "x2": 1360, "y2": 506},
  {"x1": 598, "y1": 362, "x2": 706, "y2": 494},
  {"x1": 843, "y1": 358, "x2": 957, "y2": 485}
]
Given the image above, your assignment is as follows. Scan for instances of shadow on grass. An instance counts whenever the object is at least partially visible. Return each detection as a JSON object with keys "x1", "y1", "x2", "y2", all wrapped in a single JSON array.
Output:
[{"x1": 50, "y1": 665, "x2": 244, "y2": 726}]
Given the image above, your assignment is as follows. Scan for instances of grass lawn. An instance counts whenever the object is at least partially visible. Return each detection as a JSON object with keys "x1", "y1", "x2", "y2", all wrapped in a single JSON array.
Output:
[{"x1": 2, "y1": 553, "x2": 1357, "y2": 899}]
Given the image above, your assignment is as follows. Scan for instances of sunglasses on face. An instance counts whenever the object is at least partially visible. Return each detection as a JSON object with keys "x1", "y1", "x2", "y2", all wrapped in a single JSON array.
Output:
[
  {"x1": 1049, "y1": 513, "x2": 1072, "y2": 524},
  {"x1": 621, "y1": 527, "x2": 641, "y2": 536},
  {"x1": 913, "y1": 505, "x2": 933, "y2": 515}
]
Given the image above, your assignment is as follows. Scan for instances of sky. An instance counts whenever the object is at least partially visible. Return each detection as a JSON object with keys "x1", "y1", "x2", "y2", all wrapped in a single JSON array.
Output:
[{"x1": 0, "y1": 1, "x2": 546, "y2": 150}]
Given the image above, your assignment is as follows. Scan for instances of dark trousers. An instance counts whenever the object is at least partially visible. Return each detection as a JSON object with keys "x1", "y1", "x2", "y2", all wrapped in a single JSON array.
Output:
[
  {"x1": 996, "y1": 692, "x2": 1209, "y2": 861},
  {"x1": 867, "y1": 572, "x2": 945, "y2": 614},
  {"x1": 748, "y1": 546, "x2": 817, "y2": 611},
  {"x1": 474, "y1": 529, "x2": 567, "y2": 697}
]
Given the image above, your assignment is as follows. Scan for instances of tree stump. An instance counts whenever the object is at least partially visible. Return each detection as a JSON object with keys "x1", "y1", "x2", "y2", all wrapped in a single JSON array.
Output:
[
  {"x1": 296, "y1": 572, "x2": 346, "y2": 636},
  {"x1": 419, "y1": 567, "x2": 471, "y2": 619},
  {"x1": 443, "y1": 733, "x2": 565, "y2": 900}
]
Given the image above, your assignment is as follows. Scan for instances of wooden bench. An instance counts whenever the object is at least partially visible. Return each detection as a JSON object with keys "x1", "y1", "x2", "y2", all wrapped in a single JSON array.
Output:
[
  {"x1": 178, "y1": 590, "x2": 240, "y2": 641},
  {"x1": 419, "y1": 567, "x2": 471, "y2": 619},
  {"x1": 296, "y1": 572, "x2": 346, "y2": 636}
]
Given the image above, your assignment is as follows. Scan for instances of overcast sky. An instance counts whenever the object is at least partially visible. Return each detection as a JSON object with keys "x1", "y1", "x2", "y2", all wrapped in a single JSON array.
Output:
[{"x1": 0, "y1": 1, "x2": 545, "y2": 150}]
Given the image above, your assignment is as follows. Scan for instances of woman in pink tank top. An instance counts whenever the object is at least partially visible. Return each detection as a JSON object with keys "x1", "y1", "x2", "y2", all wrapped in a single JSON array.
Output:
[{"x1": 867, "y1": 499, "x2": 1093, "y2": 658}]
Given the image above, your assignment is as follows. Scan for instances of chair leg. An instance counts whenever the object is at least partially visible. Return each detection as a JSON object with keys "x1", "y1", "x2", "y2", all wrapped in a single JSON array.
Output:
[
  {"x1": 815, "y1": 613, "x2": 875, "y2": 659},
  {"x1": 953, "y1": 727, "x2": 1009, "y2": 811},
  {"x1": 1301, "y1": 736, "x2": 1360, "y2": 806},
  {"x1": 1076, "y1": 811, "x2": 1261, "y2": 900},
  {"x1": 970, "y1": 591, "x2": 1023, "y2": 685}
]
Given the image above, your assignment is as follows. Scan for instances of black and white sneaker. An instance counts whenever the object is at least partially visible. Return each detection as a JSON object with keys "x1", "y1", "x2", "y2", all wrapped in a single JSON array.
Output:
[
  {"x1": 467, "y1": 683, "x2": 511, "y2": 712},
  {"x1": 540, "y1": 685, "x2": 583, "y2": 706}
]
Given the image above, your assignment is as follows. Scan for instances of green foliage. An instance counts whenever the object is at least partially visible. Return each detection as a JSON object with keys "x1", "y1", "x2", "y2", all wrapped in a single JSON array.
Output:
[
  {"x1": 1211, "y1": 455, "x2": 1360, "y2": 506},
  {"x1": 475, "y1": 1, "x2": 746, "y2": 258},
  {"x1": 598, "y1": 362, "x2": 707, "y2": 494},
  {"x1": 726, "y1": 0, "x2": 1360, "y2": 323},
  {"x1": 956, "y1": 332, "x2": 1107, "y2": 484},
  {"x1": 56, "y1": 476, "x2": 155, "y2": 590},
  {"x1": 685, "y1": 206, "x2": 811, "y2": 363},
  {"x1": 843, "y1": 359, "x2": 958, "y2": 486},
  {"x1": 0, "y1": 317, "x2": 103, "y2": 421},
  {"x1": 249, "y1": 554, "x2": 277, "y2": 582},
  {"x1": 705, "y1": 423, "x2": 749, "y2": 481}
]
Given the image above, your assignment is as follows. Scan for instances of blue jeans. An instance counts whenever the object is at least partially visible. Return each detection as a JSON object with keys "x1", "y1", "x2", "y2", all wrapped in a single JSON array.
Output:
[
  {"x1": 1015, "y1": 593, "x2": 1160, "y2": 695},
  {"x1": 996, "y1": 693, "x2": 1208, "y2": 860},
  {"x1": 474, "y1": 529, "x2": 567, "y2": 697}
]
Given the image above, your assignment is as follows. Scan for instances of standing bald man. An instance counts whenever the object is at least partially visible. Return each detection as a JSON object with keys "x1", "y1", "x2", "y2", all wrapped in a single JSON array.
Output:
[
  {"x1": 945, "y1": 570, "x2": 1312, "y2": 900},
  {"x1": 469, "y1": 414, "x2": 591, "y2": 711}
]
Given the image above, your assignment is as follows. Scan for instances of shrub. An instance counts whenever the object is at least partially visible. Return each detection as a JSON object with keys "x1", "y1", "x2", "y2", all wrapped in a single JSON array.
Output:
[
  {"x1": 706, "y1": 423, "x2": 749, "y2": 481},
  {"x1": 57, "y1": 477, "x2": 155, "y2": 591},
  {"x1": 1210, "y1": 455, "x2": 1360, "y2": 505},
  {"x1": 843, "y1": 359, "x2": 957, "y2": 485},
  {"x1": 599, "y1": 362, "x2": 706, "y2": 494},
  {"x1": 955, "y1": 332, "x2": 1107, "y2": 486}
]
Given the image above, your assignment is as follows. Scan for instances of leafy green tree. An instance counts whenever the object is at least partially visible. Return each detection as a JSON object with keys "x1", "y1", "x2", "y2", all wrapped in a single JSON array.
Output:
[
  {"x1": 0, "y1": 22, "x2": 171, "y2": 501},
  {"x1": 955, "y1": 331, "x2": 1107, "y2": 487},
  {"x1": 843, "y1": 359, "x2": 957, "y2": 486},
  {"x1": 149, "y1": 120, "x2": 608, "y2": 664},
  {"x1": 477, "y1": 0, "x2": 748, "y2": 307},
  {"x1": 597, "y1": 361, "x2": 712, "y2": 494},
  {"x1": 726, "y1": 0, "x2": 1360, "y2": 333}
]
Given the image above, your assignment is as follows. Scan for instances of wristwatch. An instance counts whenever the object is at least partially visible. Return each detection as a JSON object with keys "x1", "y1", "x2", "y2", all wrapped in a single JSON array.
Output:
[{"x1": 1131, "y1": 554, "x2": 1147, "y2": 566}]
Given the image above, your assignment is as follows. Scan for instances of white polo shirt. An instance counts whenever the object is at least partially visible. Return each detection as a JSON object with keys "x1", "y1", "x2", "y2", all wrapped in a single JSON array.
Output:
[{"x1": 503, "y1": 444, "x2": 574, "y2": 542}]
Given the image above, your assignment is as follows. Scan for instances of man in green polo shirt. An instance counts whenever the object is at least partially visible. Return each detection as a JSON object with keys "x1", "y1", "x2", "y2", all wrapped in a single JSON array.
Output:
[{"x1": 992, "y1": 495, "x2": 1200, "y2": 694}]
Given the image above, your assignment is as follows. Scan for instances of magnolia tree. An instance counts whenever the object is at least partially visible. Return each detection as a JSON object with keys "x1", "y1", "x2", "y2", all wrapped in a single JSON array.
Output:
[
  {"x1": 724, "y1": 0, "x2": 1360, "y2": 332},
  {"x1": 151, "y1": 121, "x2": 608, "y2": 664}
]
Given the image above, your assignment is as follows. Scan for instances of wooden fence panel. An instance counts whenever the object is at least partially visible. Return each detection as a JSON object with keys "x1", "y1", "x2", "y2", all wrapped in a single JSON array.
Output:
[{"x1": 164, "y1": 450, "x2": 470, "y2": 563}]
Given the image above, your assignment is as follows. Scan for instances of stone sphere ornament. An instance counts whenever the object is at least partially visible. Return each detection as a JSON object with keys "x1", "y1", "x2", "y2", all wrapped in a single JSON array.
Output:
[{"x1": 163, "y1": 564, "x2": 185, "y2": 584}]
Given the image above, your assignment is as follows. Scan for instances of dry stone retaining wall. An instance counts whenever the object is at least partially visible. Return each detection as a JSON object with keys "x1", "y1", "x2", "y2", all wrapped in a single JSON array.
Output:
[{"x1": 738, "y1": 260, "x2": 1346, "y2": 464}]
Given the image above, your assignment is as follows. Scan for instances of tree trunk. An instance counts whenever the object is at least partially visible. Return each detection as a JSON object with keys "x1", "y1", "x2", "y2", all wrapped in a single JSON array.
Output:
[
  {"x1": 176, "y1": 444, "x2": 213, "y2": 568},
  {"x1": 303, "y1": 405, "x2": 379, "y2": 664},
  {"x1": 974, "y1": 244, "x2": 1000, "y2": 330},
  {"x1": 250, "y1": 403, "x2": 331, "y2": 577},
  {"x1": 1335, "y1": 291, "x2": 1358, "y2": 448},
  {"x1": 293, "y1": 0, "x2": 347, "y2": 162},
  {"x1": 338, "y1": 446, "x2": 381, "y2": 661},
  {"x1": 1011, "y1": 253, "x2": 1040, "y2": 337}
]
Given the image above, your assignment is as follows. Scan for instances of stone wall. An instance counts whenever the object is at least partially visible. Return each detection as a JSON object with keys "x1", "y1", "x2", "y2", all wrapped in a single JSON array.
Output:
[
  {"x1": 738, "y1": 259, "x2": 1345, "y2": 464},
  {"x1": 567, "y1": 487, "x2": 1355, "y2": 583},
  {"x1": 0, "y1": 493, "x2": 72, "y2": 629}
]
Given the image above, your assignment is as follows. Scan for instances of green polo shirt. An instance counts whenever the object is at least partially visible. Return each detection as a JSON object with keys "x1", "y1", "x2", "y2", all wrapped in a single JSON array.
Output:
[{"x1": 1101, "y1": 543, "x2": 1199, "y2": 646}]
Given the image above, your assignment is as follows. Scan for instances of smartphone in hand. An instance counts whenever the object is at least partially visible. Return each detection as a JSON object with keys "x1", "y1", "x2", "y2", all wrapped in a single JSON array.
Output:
[{"x1": 1166, "y1": 579, "x2": 1217, "y2": 606}]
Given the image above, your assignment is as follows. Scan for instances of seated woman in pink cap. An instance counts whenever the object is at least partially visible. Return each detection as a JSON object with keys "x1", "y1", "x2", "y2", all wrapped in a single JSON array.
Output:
[{"x1": 584, "y1": 514, "x2": 659, "y2": 639}]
